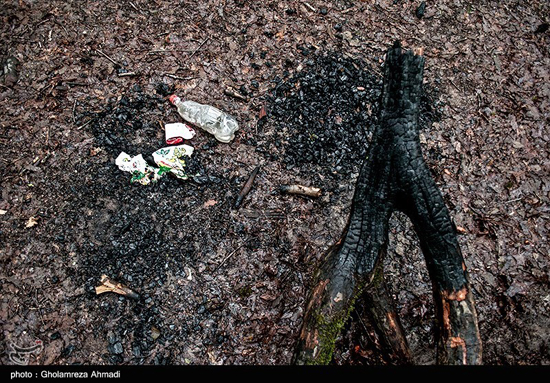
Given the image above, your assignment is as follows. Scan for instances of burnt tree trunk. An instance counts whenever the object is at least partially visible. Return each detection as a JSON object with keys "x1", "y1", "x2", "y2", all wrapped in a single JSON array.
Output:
[{"x1": 293, "y1": 42, "x2": 482, "y2": 365}]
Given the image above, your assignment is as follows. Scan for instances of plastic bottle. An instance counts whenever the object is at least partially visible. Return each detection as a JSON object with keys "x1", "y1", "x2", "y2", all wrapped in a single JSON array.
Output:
[{"x1": 169, "y1": 95, "x2": 239, "y2": 143}]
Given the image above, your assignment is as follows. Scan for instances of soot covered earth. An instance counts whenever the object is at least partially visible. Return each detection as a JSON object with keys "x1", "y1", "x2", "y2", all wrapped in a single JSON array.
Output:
[{"x1": 74, "y1": 52, "x2": 431, "y2": 364}]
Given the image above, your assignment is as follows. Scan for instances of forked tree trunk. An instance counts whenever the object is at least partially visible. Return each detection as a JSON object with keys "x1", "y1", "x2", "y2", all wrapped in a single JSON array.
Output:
[{"x1": 293, "y1": 42, "x2": 482, "y2": 365}]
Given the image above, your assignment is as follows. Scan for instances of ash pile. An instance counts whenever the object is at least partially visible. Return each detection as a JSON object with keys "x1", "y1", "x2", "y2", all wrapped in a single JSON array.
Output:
[{"x1": 257, "y1": 51, "x2": 441, "y2": 191}]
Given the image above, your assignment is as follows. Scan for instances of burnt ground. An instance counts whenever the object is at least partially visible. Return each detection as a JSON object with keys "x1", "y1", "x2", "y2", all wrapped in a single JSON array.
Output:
[{"x1": 0, "y1": 0, "x2": 549, "y2": 366}]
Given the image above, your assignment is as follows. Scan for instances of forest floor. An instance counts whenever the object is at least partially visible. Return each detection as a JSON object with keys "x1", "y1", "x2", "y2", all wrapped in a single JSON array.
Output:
[{"x1": 1, "y1": 0, "x2": 549, "y2": 365}]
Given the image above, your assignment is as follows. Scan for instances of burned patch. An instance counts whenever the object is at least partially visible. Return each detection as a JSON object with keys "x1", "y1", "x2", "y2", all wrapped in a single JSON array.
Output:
[
  {"x1": 257, "y1": 52, "x2": 441, "y2": 188},
  {"x1": 258, "y1": 53, "x2": 381, "y2": 179}
]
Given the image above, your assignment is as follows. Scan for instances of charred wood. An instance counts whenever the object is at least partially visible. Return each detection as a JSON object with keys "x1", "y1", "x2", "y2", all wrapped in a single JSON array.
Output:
[{"x1": 294, "y1": 42, "x2": 482, "y2": 365}]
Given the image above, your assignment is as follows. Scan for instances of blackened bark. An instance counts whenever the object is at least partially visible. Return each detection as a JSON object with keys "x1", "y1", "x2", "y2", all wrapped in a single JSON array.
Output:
[
  {"x1": 361, "y1": 260, "x2": 412, "y2": 364},
  {"x1": 293, "y1": 42, "x2": 482, "y2": 365}
]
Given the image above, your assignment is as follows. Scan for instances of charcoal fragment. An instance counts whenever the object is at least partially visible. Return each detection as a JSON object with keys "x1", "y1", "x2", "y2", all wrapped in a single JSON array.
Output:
[
  {"x1": 535, "y1": 23, "x2": 549, "y2": 33},
  {"x1": 416, "y1": 1, "x2": 426, "y2": 19}
]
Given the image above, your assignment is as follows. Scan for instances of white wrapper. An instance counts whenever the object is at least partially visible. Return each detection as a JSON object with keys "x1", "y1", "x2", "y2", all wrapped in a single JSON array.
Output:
[
  {"x1": 115, "y1": 152, "x2": 162, "y2": 185},
  {"x1": 152, "y1": 144, "x2": 194, "y2": 180},
  {"x1": 165, "y1": 122, "x2": 196, "y2": 145}
]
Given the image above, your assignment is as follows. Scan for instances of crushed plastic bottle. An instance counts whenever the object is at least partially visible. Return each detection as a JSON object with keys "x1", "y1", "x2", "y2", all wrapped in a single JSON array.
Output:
[{"x1": 169, "y1": 94, "x2": 239, "y2": 143}]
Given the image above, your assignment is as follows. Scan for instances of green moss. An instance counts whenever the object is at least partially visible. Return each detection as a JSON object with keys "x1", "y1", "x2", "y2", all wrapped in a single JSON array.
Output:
[
  {"x1": 236, "y1": 285, "x2": 253, "y2": 298},
  {"x1": 315, "y1": 308, "x2": 354, "y2": 365},
  {"x1": 306, "y1": 285, "x2": 367, "y2": 365}
]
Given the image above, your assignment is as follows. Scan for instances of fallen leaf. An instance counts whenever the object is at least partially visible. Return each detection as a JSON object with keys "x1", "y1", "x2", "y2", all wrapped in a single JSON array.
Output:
[
  {"x1": 260, "y1": 294, "x2": 276, "y2": 301},
  {"x1": 259, "y1": 106, "x2": 267, "y2": 120},
  {"x1": 26, "y1": 216, "x2": 38, "y2": 228},
  {"x1": 456, "y1": 226, "x2": 467, "y2": 234},
  {"x1": 151, "y1": 326, "x2": 160, "y2": 340},
  {"x1": 0, "y1": 209, "x2": 7, "y2": 215}
]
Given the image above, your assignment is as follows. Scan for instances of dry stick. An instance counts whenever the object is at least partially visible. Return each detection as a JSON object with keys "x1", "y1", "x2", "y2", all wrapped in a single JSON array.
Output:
[
  {"x1": 129, "y1": 1, "x2": 143, "y2": 13},
  {"x1": 72, "y1": 100, "x2": 77, "y2": 124},
  {"x1": 280, "y1": 184, "x2": 322, "y2": 198},
  {"x1": 76, "y1": 120, "x2": 92, "y2": 130},
  {"x1": 188, "y1": 37, "x2": 210, "y2": 58},
  {"x1": 303, "y1": 2, "x2": 316, "y2": 12},
  {"x1": 224, "y1": 87, "x2": 248, "y2": 101},
  {"x1": 163, "y1": 74, "x2": 196, "y2": 81},
  {"x1": 95, "y1": 275, "x2": 140, "y2": 300},
  {"x1": 95, "y1": 49, "x2": 119, "y2": 66},
  {"x1": 65, "y1": 81, "x2": 87, "y2": 86},
  {"x1": 234, "y1": 166, "x2": 260, "y2": 209},
  {"x1": 148, "y1": 49, "x2": 193, "y2": 55},
  {"x1": 215, "y1": 238, "x2": 252, "y2": 270}
]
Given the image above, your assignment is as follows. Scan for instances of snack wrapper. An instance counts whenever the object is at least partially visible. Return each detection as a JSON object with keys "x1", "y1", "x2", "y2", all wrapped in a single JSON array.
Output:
[
  {"x1": 165, "y1": 123, "x2": 196, "y2": 145},
  {"x1": 115, "y1": 152, "x2": 162, "y2": 185},
  {"x1": 152, "y1": 144, "x2": 194, "y2": 180}
]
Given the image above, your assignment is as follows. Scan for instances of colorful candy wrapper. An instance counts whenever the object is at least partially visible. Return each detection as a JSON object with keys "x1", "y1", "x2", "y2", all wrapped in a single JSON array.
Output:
[
  {"x1": 152, "y1": 144, "x2": 194, "y2": 180},
  {"x1": 115, "y1": 152, "x2": 162, "y2": 185}
]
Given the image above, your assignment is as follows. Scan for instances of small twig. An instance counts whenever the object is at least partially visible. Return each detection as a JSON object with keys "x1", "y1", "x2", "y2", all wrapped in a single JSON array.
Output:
[
  {"x1": 72, "y1": 100, "x2": 77, "y2": 124},
  {"x1": 163, "y1": 73, "x2": 196, "y2": 81},
  {"x1": 117, "y1": 72, "x2": 138, "y2": 77},
  {"x1": 148, "y1": 49, "x2": 193, "y2": 55},
  {"x1": 76, "y1": 119, "x2": 92, "y2": 130},
  {"x1": 129, "y1": 1, "x2": 142, "y2": 13},
  {"x1": 224, "y1": 87, "x2": 248, "y2": 102},
  {"x1": 188, "y1": 37, "x2": 210, "y2": 58},
  {"x1": 341, "y1": 6, "x2": 356, "y2": 14},
  {"x1": 234, "y1": 166, "x2": 260, "y2": 209},
  {"x1": 95, "y1": 275, "x2": 140, "y2": 300},
  {"x1": 303, "y1": 2, "x2": 316, "y2": 12},
  {"x1": 65, "y1": 81, "x2": 87, "y2": 86},
  {"x1": 216, "y1": 238, "x2": 252, "y2": 270},
  {"x1": 449, "y1": 79, "x2": 461, "y2": 92},
  {"x1": 505, "y1": 197, "x2": 523, "y2": 204},
  {"x1": 95, "y1": 49, "x2": 119, "y2": 66}
]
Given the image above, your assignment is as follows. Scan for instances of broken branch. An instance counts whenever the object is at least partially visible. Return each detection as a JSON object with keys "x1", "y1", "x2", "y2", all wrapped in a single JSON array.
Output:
[
  {"x1": 224, "y1": 87, "x2": 248, "y2": 102},
  {"x1": 234, "y1": 166, "x2": 260, "y2": 209},
  {"x1": 95, "y1": 275, "x2": 140, "y2": 300},
  {"x1": 280, "y1": 184, "x2": 322, "y2": 198}
]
